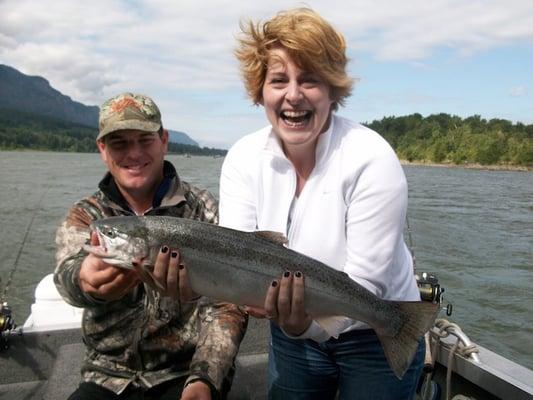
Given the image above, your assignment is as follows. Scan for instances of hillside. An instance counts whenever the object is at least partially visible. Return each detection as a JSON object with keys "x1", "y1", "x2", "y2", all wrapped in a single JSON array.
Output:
[
  {"x1": 0, "y1": 64, "x2": 200, "y2": 146},
  {"x1": 0, "y1": 64, "x2": 99, "y2": 127},
  {"x1": 168, "y1": 130, "x2": 198, "y2": 146}
]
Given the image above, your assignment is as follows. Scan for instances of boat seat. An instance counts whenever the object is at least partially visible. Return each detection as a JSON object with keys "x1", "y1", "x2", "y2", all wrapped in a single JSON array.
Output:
[
  {"x1": 229, "y1": 353, "x2": 268, "y2": 400},
  {"x1": 0, "y1": 380, "x2": 46, "y2": 399},
  {"x1": 39, "y1": 343, "x2": 270, "y2": 399},
  {"x1": 43, "y1": 342, "x2": 84, "y2": 400}
]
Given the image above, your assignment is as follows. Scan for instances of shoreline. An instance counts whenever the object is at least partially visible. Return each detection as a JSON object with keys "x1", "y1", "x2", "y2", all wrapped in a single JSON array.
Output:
[
  {"x1": 0, "y1": 149, "x2": 530, "y2": 171},
  {"x1": 400, "y1": 160, "x2": 532, "y2": 172}
]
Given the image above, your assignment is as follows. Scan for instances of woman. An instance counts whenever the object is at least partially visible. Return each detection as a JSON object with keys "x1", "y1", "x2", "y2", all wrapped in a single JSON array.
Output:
[{"x1": 219, "y1": 8, "x2": 424, "y2": 400}]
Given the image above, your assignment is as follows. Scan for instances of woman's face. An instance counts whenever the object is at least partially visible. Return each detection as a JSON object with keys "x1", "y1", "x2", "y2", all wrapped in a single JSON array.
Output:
[{"x1": 261, "y1": 47, "x2": 334, "y2": 152}]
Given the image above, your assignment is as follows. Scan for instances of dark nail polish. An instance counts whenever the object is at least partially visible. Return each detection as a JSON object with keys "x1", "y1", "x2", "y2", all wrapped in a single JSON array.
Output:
[
  {"x1": 179, "y1": 264, "x2": 184, "y2": 270},
  {"x1": 171, "y1": 251, "x2": 178, "y2": 258},
  {"x1": 161, "y1": 246, "x2": 168, "y2": 253},
  {"x1": 295, "y1": 271, "x2": 302, "y2": 278},
  {"x1": 283, "y1": 271, "x2": 290, "y2": 278},
  {"x1": 271, "y1": 281, "x2": 278, "y2": 287}
]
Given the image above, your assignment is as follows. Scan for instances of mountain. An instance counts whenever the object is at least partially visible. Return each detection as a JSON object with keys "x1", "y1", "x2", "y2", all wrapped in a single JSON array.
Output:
[
  {"x1": 0, "y1": 64, "x2": 99, "y2": 127},
  {"x1": 0, "y1": 64, "x2": 199, "y2": 146},
  {"x1": 168, "y1": 130, "x2": 198, "y2": 146}
]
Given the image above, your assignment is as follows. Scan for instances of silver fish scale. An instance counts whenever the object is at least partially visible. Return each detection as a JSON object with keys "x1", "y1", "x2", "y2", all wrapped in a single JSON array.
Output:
[{"x1": 137, "y1": 216, "x2": 398, "y2": 323}]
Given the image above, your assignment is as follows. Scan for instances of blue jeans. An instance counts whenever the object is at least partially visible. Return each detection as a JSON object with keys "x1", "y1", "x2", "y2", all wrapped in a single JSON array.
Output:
[{"x1": 268, "y1": 323, "x2": 424, "y2": 400}]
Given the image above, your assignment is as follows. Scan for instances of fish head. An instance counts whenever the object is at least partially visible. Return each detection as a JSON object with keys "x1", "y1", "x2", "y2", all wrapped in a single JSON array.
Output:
[{"x1": 86, "y1": 217, "x2": 150, "y2": 269}]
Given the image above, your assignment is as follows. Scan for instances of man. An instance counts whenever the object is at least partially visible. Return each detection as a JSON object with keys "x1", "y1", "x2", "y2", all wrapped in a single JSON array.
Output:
[{"x1": 54, "y1": 92, "x2": 247, "y2": 400}]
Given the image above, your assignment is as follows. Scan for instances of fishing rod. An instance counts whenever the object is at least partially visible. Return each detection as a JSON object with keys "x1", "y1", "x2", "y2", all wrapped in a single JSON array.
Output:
[
  {"x1": 406, "y1": 214, "x2": 447, "y2": 307},
  {"x1": 1, "y1": 187, "x2": 49, "y2": 349}
]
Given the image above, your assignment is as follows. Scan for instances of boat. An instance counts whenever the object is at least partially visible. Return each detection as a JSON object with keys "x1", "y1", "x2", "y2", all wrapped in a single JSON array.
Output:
[{"x1": 1, "y1": 273, "x2": 532, "y2": 400}]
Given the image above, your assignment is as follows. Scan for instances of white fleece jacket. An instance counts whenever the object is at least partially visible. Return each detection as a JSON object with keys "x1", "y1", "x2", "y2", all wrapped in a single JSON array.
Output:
[{"x1": 219, "y1": 115, "x2": 420, "y2": 342}]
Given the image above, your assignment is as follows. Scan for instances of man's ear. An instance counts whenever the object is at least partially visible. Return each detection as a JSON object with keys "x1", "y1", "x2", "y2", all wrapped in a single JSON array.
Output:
[
  {"x1": 161, "y1": 129, "x2": 169, "y2": 144},
  {"x1": 161, "y1": 129, "x2": 169, "y2": 154},
  {"x1": 96, "y1": 139, "x2": 107, "y2": 162}
]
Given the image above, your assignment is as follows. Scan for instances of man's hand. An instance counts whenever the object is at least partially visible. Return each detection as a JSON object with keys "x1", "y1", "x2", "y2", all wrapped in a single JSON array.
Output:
[
  {"x1": 245, "y1": 271, "x2": 312, "y2": 336},
  {"x1": 181, "y1": 380, "x2": 211, "y2": 400},
  {"x1": 146, "y1": 246, "x2": 199, "y2": 302},
  {"x1": 79, "y1": 232, "x2": 139, "y2": 301}
]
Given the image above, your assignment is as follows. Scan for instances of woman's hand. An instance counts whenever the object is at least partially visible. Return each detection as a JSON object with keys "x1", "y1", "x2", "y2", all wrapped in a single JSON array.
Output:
[
  {"x1": 246, "y1": 271, "x2": 312, "y2": 336},
  {"x1": 143, "y1": 246, "x2": 198, "y2": 302}
]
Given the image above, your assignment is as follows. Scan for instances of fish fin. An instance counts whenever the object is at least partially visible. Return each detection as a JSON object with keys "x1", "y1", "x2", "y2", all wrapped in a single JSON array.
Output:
[
  {"x1": 315, "y1": 316, "x2": 351, "y2": 339},
  {"x1": 133, "y1": 263, "x2": 166, "y2": 292},
  {"x1": 254, "y1": 231, "x2": 288, "y2": 246},
  {"x1": 375, "y1": 301, "x2": 439, "y2": 379},
  {"x1": 146, "y1": 268, "x2": 166, "y2": 292}
]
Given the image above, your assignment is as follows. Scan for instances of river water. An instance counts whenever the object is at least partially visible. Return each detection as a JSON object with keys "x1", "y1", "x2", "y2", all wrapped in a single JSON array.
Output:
[{"x1": 0, "y1": 151, "x2": 531, "y2": 370}]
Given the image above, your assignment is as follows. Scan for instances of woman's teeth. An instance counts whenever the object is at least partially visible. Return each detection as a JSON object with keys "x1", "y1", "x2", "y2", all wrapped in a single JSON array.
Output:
[{"x1": 281, "y1": 110, "x2": 311, "y2": 126}]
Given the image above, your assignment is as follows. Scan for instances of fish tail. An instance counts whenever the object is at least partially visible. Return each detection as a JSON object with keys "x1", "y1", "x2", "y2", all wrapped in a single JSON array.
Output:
[{"x1": 376, "y1": 301, "x2": 439, "y2": 379}]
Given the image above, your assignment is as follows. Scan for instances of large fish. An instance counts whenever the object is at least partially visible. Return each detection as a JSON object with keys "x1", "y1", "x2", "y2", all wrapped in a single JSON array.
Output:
[{"x1": 85, "y1": 215, "x2": 439, "y2": 379}]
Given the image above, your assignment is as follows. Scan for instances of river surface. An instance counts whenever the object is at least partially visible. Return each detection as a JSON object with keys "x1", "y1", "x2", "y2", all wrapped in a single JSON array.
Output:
[{"x1": 0, "y1": 151, "x2": 531, "y2": 370}]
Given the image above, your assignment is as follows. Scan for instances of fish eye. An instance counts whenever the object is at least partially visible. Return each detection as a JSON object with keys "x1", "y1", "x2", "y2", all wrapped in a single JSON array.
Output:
[{"x1": 105, "y1": 228, "x2": 116, "y2": 238}]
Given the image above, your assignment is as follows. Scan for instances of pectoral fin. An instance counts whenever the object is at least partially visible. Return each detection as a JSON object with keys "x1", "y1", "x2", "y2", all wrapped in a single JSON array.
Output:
[{"x1": 315, "y1": 315, "x2": 351, "y2": 339}]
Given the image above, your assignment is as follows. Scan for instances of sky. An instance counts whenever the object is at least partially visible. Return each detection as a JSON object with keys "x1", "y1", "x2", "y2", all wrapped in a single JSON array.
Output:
[{"x1": 1, "y1": 0, "x2": 532, "y2": 148}]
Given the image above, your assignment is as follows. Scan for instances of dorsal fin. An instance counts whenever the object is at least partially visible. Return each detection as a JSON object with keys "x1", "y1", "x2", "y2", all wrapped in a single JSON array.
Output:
[{"x1": 254, "y1": 231, "x2": 288, "y2": 246}]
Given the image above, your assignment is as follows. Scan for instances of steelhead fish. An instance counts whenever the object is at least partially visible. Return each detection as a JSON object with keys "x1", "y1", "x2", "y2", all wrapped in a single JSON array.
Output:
[{"x1": 85, "y1": 215, "x2": 439, "y2": 379}]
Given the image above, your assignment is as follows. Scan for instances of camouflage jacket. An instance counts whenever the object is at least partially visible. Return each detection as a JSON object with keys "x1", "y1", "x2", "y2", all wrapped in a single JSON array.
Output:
[{"x1": 54, "y1": 161, "x2": 247, "y2": 396}]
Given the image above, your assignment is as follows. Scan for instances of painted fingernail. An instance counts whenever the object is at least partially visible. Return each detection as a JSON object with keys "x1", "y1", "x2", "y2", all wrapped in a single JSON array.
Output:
[
  {"x1": 271, "y1": 280, "x2": 278, "y2": 287},
  {"x1": 283, "y1": 271, "x2": 290, "y2": 278},
  {"x1": 178, "y1": 264, "x2": 184, "y2": 270},
  {"x1": 295, "y1": 271, "x2": 302, "y2": 278},
  {"x1": 171, "y1": 251, "x2": 178, "y2": 258},
  {"x1": 161, "y1": 246, "x2": 168, "y2": 253}
]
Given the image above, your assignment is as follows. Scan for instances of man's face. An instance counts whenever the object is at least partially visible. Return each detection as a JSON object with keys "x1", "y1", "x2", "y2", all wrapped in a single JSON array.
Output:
[{"x1": 97, "y1": 129, "x2": 168, "y2": 199}]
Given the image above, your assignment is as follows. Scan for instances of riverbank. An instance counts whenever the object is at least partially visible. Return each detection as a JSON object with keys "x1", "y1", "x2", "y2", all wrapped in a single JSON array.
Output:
[
  {"x1": 0, "y1": 148, "x2": 530, "y2": 171},
  {"x1": 400, "y1": 160, "x2": 532, "y2": 172}
]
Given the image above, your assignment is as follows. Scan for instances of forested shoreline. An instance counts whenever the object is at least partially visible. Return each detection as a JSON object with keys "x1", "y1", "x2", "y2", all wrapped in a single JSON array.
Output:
[
  {"x1": 366, "y1": 113, "x2": 532, "y2": 167},
  {"x1": 0, "y1": 108, "x2": 226, "y2": 156},
  {"x1": 1, "y1": 108, "x2": 532, "y2": 167}
]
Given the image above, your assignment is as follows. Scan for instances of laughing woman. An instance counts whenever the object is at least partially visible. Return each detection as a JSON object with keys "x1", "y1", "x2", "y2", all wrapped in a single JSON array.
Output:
[{"x1": 219, "y1": 7, "x2": 424, "y2": 400}]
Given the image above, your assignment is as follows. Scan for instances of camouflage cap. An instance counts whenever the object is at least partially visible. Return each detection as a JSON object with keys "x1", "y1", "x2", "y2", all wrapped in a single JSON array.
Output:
[{"x1": 97, "y1": 92, "x2": 162, "y2": 140}]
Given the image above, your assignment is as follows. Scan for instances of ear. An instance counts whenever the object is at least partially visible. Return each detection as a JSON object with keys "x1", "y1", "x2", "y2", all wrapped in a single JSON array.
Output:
[
  {"x1": 161, "y1": 129, "x2": 169, "y2": 153},
  {"x1": 96, "y1": 139, "x2": 107, "y2": 162}
]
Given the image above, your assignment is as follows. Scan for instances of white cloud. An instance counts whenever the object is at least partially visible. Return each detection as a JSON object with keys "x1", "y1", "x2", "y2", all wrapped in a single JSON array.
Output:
[
  {"x1": 1, "y1": 0, "x2": 532, "y2": 145},
  {"x1": 2, "y1": 0, "x2": 532, "y2": 96},
  {"x1": 509, "y1": 86, "x2": 528, "y2": 97}
]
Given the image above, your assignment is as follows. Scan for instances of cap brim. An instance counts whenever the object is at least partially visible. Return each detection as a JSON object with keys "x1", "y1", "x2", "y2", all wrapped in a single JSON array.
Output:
[{"x1": 97, "y1": 120, "x2": 161, "y2": 140}]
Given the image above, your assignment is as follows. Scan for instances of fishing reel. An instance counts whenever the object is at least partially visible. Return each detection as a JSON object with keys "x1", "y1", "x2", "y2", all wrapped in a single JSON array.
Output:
[
  {"x1": 0, "y1": 302, "x2": 16, "y2": 350},
  {"x1": 415, "y1": 272, "x2": 452, "y2": 316}
]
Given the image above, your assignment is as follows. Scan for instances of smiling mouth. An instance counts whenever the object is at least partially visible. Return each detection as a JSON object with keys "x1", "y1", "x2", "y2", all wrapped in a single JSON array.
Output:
[
  {"x1": 281, "y1": 110, "x2": 312, "y2": 127},
  {"x1": 123, "y1": 162, "x2": 148, "y2": 172}
]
